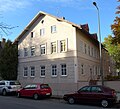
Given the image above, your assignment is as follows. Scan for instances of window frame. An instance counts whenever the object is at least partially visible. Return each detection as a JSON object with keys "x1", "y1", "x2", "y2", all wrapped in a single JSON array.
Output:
[
  {"x1": 60, "y1": 40, "x2": 66, "y2": 52},
  {"x1": 31, "y1": 46, "x2": 35, "y2": 56},
  {"x1": 40, "y1": 28, "x2": 45, "y2": 36},
  {"x1": 51, "y1": 25, "x2": 56, "y2": 33},
  {"x1": 30, "y1": 66, "x2": 35, "y2": 77},
  {"x1": 40, "y1": 66, "x2": 45, "y2": 77},
  {"x1": 23, "y1": 67, "x2": 28, "y2": 77},
  {"x1": 40, "y1": 44, "x2": 46, "y2": 55},
  {"x1": 61, "y1": 64, "x2": 67, "y2": 76},
  {"x1": 31, "y1": 32, "x2": 35, "y2": 38},
  {"x1": 51, "y1": 42, "x2": 56, "y2": 53},
  {"x1": 51, "y1": 64, "x2": 57, "y2": 77},
  {"x1": 24, "y1": 48, "x2": 28, "y2": 57}
]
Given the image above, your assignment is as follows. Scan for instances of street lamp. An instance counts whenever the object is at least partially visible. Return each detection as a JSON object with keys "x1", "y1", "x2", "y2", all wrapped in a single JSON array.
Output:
[{"x1": 93, "y1": 2, "x2": 104, "y2": 86}]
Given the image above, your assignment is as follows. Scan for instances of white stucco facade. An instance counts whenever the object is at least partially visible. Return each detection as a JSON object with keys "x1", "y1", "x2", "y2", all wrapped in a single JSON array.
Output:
[{"x1": 16, "y1": 11, "x2": 112, "y2": 96}]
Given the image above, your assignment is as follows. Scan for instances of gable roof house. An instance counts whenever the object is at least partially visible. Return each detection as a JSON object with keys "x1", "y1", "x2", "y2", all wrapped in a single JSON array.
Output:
[{"x1": 15, "y1": 11, "x2": 113, "y2": 96}]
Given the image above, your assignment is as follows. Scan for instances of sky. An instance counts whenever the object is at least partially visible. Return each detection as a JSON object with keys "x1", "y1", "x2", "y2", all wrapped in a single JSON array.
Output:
[{"x1": 0, "y1": 0, "x2": 119, "y2": 42}]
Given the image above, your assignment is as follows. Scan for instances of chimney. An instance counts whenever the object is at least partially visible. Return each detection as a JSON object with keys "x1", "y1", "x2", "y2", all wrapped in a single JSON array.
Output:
[
  {"x1": 91, "y1": 33, "x2": 98, "y2": 40},
  {"x1": 81, "y1": 24, "x2": 89, "y2": 32}
]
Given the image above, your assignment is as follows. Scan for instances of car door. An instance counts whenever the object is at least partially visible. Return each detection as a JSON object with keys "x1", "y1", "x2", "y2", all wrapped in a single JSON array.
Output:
[
  {"x1": 89, "y1": 86, "x2": 103, "y2": 103},
  {"x1": 20, "y1": 85, "x2": 31, "y2": 97},
  {"x1": 76, "y1": 86, "x2": 91, "y2": 103},
  {"x1": 28, "y1": 85, "x2": 38, "y2": 97},
  {"x1": 0, "y1": 82, "x2": 5, "y2": 93}
]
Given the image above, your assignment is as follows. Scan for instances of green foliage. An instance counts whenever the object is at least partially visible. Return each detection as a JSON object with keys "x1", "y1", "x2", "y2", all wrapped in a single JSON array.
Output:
[
  {"x1": 105, "y1": 75, "x2": 120, "y2": 81},
  {"x1": 103, "y1": 35, "x2": 120, "y2": 70},
  {"x1": 103, "y1": 1, "x2": 120, "y2": 70},
  {"x1": 0, "y1": 40, "x2": 18, "y2": 80}
]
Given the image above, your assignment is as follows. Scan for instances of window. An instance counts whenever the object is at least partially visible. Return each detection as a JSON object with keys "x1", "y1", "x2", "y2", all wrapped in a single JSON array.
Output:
[
  {"x1": 30, "y1": 66, "x2": 35, "y2": 77},
  {"x1": 31, "y1": 32, "x2": 35, "y2": 38},
  {"x1": 51, "y1": 42, "x2": 56, "y2": 53},
  {"x1": 31, "y1": 46, "x2": 35, "y2": 56},
  {"x1": 60, "y1": 40, "x2": 66, "y2": 52},
  {"x1": 61, "y1": 64, "x2": 67, "y2": 76},
  {"x1": 91, "y1": 86, "x2": 102, "y2": 93},
  {"x1": 84, "y1": 43, "x2": 87, "y2": 54},
  {"x1": 51, "y1": 65, "x2": 57, "y2": 77},
  {"x1": 0, "y1": 82, "x2": 5, "y2": 85},
  {"x1": 80, "y1": 40, "x2": 83, "y2": 52},
  {"x1": 40, "y1": 28, "x2": 45, "y2": 36},
  {"x1": 79, "y1": 86, "x2": 91, "y2": 92},
  {"x1": 30, "y1": 85, "x2": 37, "y2": 89},
  {"x1": 40, "y1": 44, "x2": 46, "y2": 55},
  {"x1": 81, "y1": 64, "x2": 84, "y2": 74},
  {"x1": 91, "y1": 47, "x2": 93, "y2": 56},
  {"x1": 51, "y1": 25, "x2": 56, "y2": 33},
  {"x1": 40, "y1": 66, "x2": 45, "y2": 77},
  {"x1": 88, "y1": 46, "x2": 90, "y2": 56},
  {"x1": 24, "y1": 48, "x2": 28, "y2": 57},
  {"x1": 23, "y1": 67, "x2": 28, "y2": 77}
]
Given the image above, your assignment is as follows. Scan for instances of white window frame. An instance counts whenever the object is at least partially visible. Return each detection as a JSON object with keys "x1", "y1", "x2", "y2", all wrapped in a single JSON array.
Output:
[
  {"x1": 31, "y1": 32, "x2": 35, "y2": 38},
  {"x1": 40, "y1": 28, "x2": 45, "y2": 36},
  {"x1": 24, "y1": 48, "x2": 28, "y2": 57},
  {"x1": 31, "y1": 46, "x2": 35, "y2": 56},
  {"x1": 23, "y1": 67, "x2": 28, "y2": 77},
  {"x1": 51, "y1": 25, "x2": 56, "y2": 33},
  {"x1": 40, "y1": 44, "x2": 46, "y2": 55},
  {"x1": 51, "y1": 65, "x2": 57, "y2": 77},
  {"x1": 61, "y1": 64, "x2": 67, "y2": 76},
  {"x1": 30, "y1": 66, "x2": 35, "y2": 77},
  {"x1": 60, "y1": 40, "x2": 66, "y2": 52},
  {"x1": 51, "y1": 42, "x2": 56, "y2": 53},
  {"x1": 40, "y1": 66, "x2": 45, "y2": 77}
]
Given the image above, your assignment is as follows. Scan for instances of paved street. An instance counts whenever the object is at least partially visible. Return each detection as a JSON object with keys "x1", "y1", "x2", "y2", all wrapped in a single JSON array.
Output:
[{"x1": 0, "y1": 96, "x2": 119, "y2": 109}]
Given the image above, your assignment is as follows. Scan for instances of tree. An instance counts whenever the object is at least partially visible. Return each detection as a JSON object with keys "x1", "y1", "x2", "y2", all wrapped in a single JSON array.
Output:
[
  {"x1": 103, "y1": 35, "x2": 120, "y2": 70},
  {"x1": 111, "y1": 0, "x2": 120, "y2": 44},
  {"x1": 103, "y1": 0, "x2": 120, "y2": 71},
  {"x1": 0, "y1": 40, "x2": 18, "y2": 80},
  {"x1": 0, "y1": 14, "x2": 18, "y2": 36}
]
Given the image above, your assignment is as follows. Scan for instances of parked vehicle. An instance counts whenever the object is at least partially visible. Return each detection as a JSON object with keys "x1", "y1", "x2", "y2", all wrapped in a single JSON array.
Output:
[
  {"x1": 17, "y1": 83, "x2": 52, "y2": 100},
  {"x1": 63, "y1": 85, "x2": 117, "y2": 108},
  {"x1": 0, "y1": 80, "x2": 21, "y2": 96}
]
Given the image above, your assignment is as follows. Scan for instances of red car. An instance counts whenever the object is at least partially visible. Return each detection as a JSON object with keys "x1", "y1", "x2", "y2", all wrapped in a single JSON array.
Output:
[
  {"x1": 17, "y1": 83, "x2": 52, "y2": 100},
  {"x1": 63, "y1": 85, "x2": 117, "y2": 108}
]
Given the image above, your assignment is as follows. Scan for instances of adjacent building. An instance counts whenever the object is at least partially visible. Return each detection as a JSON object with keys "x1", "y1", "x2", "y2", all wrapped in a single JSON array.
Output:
[{"x1": 15, "y1": 11, "x2": 114, "y2": 96}]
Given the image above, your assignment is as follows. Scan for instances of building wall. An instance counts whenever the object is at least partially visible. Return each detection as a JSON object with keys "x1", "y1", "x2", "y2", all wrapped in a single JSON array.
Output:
[
  {"x1": 17, "y1": 14, "x2": 78, "y2": 96},
  {"x1": 17, "y1": 13, "x2": 116, "y2": 96},
  {"x1": 76, "y1": 29, "x2": 100, "y2": 82}
]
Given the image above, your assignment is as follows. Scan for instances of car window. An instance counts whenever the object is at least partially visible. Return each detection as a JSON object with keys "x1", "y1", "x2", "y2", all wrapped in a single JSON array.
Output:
[
  {"x1": 40, "y1": 84, "x2": 49, "y2": 89},
  {"x1": 30, "y1": 85, "x2": 37, "y2": 89},
  {"x1": 10, "y1": 81, "x2": 21, "y2": 85},
  {"x1": 24, "y1": 85, "x2": 31, "y2": 89},
  {"x1": 79, "y1": 86, "x2": 91, "y2": 92},
  {"x1": 0, "y1": 82, "x2": 5, "y2": 85},
  {"x1": 91, "y1": 86, "x2": 102, "y2": 93}
]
